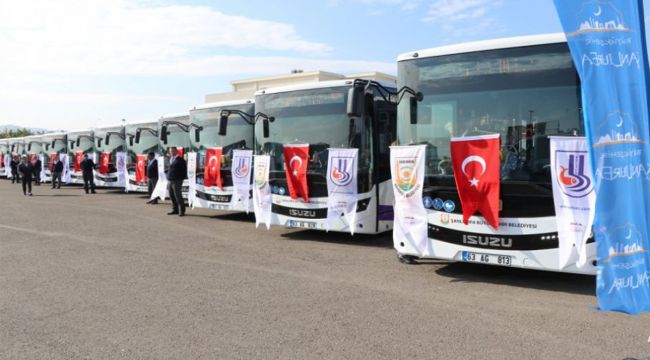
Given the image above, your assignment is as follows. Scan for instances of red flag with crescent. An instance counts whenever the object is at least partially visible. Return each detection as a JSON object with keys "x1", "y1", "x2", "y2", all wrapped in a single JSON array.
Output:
[
  {"x1": 283, "y1": 144, "x2": 310, "y2": 202},
  {"x1": 176, "y1": 147, "x2": 184, "y2": 159},
  {"x1": 100, "y1": 152, "x2": 110, "y2": 174},
  {"x1": 450, "y1": 134, "x2": 500, "y2": 229},
  {"x1": 135, "y1": 154, "x2": 147, "y2": 183},
  {"x1": 29, "y1": 153, "x2": 37, "y2": 165},
  {"x1": 204, "y1": 147, "x2": 223, "y2": 189},
  {"x1": 49, "y1": 153, "x2": 58, "y2": 171},
  {"x1": 0, "y1": 152, "x2": 3, "y2": 168},
  {"x1": 74, "y1": 151, "x2": 83, "y2": 172}
]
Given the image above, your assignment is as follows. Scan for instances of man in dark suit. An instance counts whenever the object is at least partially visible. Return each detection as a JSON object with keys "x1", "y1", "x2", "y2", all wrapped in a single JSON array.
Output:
[
  {"x1": 52, "y1": 157, "x2": 64, "y2": 189},
  {"x1": 145, "y1": 152, "x2": 159, "y2": 204},
  {"x1": 80, "y1": 153, "x2": 97, "y2": 194},
  {"x1": 166, "y1": 147, "x2": 187, "y2": 216},
  {"x1": 32, "y1": 156, "x2": 42, "y2": 185},
  {"x1": 18, "y1": 155, "x2": 33, "y2": 196},
  {"x1": 10, "y1": 156, "x2": 19, "y2": 184}
]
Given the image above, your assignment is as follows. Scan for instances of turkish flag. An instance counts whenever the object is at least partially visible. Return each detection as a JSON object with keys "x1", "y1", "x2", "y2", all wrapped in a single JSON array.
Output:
[
  {"x1": 283, "y1": 144, "x2": 310, "y2": 202},
  {"x1": 204, "y1": 147, "x2": 223, "y2": 189},
  {"x1": 176, "y1": 147, "x2": 184, "y2": 159},
  {"x1": 0, "y1": 152, "x2": 3, "y2": 168},
  {"x1": 49, "y1": 153, "x2": 58, "y2": 171},
  {"x1": 29, "y1": 153, "x2": 37, "y2": 165},
  {"x1": 450, "y1": 134, "x2": 501, "y2": 229},
  {"x1": 135, "y1": 154, "x2": 147, "y2": 184},
  {"x1": 100, "y1": 152, "x2": 110, "y2": 174},
  {"x1": 75, "y1": 151, "x2": 83, "y2": 172}
]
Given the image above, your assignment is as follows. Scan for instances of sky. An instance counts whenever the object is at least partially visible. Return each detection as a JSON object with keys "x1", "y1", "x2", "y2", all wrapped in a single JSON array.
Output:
[{"x1": 0, "y1": 0, "x2": 647, "y2": 130}]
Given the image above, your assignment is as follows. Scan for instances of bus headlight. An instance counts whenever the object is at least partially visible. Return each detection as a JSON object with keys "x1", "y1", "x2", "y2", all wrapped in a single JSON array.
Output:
[
  {"x1": 278, "y1": 186, "x2": 286, "y2": 196},
  {"x1": 423, "y1": 196, "x2": 433, "y2": 209}
]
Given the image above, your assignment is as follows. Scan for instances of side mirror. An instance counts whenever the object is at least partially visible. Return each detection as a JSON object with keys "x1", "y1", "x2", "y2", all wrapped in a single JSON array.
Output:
[
  {"x1": 194, "y1": 128, "x2": 201, "y2": 142},
  {"x1": 347, "y1": 86, "x2": 365, "y2": 117},
  {"x1": 135, "y1": 130, "x2": 141, "y2": 144},
  {"x1": 263, "y1": 118, "x2": 270, "y2": 138},
  {"x1": 219, "y1": 113, "x2": 228, "y2": 136},
  {"x1": 28, "y1": 143, "x2": 32, "y2": 151},
  {"x1": 160, "y1": 125, "x2": 168, "y2": 144},
  {"x1": 409, "y1": 97, "x2": 418, "y2": 125},
  {"x1": 69, "y1": 141, "x2": 74, "y2": 149},
  {"x1": 76, "y1": 138, "x2": 80, "y2": 147},
  {"x1": 105, "y1": 134, "x2": 110, "y2": 146},
  {"x1": 51, "y1": 141, "x2": 56, "y2": 148},
  {"x1": 97, "y1": 138, "x2": 103, "y2": 147},
  {"x1": 129, "y1": 137, "x2": 134, "y2": 146}
]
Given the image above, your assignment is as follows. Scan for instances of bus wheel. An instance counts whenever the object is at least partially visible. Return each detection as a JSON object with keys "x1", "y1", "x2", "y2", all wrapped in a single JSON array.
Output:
[{"x1": 397, "y1": 253, "x2": 418, "y2": 265}]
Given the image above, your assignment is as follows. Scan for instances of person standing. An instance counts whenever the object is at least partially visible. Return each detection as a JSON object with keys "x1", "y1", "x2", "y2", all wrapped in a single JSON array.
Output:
[
  {"x1": 52, "y1": 156, "x2": 64, "y2": 189},
  {"x1": 80, "y1": 153, "x2": 97, "y2": 194},
  {"x1": 145, "y1": 152, "x2": 159, "y2": 205},
  {"x1": 10, "y1": 156, "x2": 19, "y2": 184},
  {"x1": 18, "y1": 155, "x2": 33, "y2": 196},
  {"x1": 167, "y1": 148, "x2": 187, "y2": 216},
  {"x1": 32, "y1": 156, "x2": 42, "y2": 186}
]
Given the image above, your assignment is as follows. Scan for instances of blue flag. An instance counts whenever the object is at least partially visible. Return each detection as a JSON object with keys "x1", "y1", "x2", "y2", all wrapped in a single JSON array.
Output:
[{"x1": 553, "y1": 0, "x2": 650, "y2": 314}]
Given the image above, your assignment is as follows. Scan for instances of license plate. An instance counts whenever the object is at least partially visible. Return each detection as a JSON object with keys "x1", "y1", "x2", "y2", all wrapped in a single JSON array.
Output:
[
  {"x1": 286, "y1": 220, "x2": 317, "y2": 229},
  {"x1": 462, "y1": 251, "x2": 511, "y2": 266}
]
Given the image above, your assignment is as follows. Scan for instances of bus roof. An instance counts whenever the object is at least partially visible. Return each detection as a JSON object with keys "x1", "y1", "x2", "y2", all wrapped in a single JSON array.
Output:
[
  {"x1": 191, "y1": 99, "x2": 254, "y2": 111},
  {"x1": 397, "y1": 33, "x2": 567, "y2": 62},
  {"x1": 254, "y1": 79, "x2": 396, "y2": 96},
  {"x1": 160, "y1": 112, "x2": 189, "y2": 120}
]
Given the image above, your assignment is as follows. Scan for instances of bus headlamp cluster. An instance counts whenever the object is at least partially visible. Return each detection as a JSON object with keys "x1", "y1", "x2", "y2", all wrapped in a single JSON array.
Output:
[{"x1": 271, "y1": 185, "x2": 286, "y2": 196}]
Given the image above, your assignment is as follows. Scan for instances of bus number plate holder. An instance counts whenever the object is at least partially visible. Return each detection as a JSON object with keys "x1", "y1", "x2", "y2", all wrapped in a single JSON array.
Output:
[{"x1": 462, "y1": 251, "x2": 511, "y2": 266}]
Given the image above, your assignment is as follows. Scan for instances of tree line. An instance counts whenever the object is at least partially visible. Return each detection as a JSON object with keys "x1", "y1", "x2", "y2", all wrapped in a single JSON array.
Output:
[{"x1": 0, "y1": 128, "x2": 43, "y2": 139}]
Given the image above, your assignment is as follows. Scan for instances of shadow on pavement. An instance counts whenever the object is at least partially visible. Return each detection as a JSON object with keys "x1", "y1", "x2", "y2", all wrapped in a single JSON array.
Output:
[
  {"x1": 32, "y1": 194, "x2": 82, "y2": 197},
  {"x1": 432, "y1": 261, "x2": 595, "y2": 296},
  {"x1": 281, "y1": 230, "x2": 393, "y2": 249}
]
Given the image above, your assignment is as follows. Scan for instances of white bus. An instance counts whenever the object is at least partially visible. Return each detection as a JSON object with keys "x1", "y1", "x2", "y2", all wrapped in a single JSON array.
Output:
[
  {"x1": 67, "y1": 130, "x2": 95, "y2": 185},
  {"x1": 395, "y1": 34, "x2": 595, "y2": 274},
  {"x1": 41, "y1": 132, "x2": 68, "y2": 182},
  {"x1": 125, "y1": 121, "x2": 160, "y2": 193},
  {"x1": 0, "y1": 139, "x2": 10, "y2": 177},
  {"x1": 93, "y1": 125, "x2": 126, "y2": 187},
  {"x1": 189, "y1": 99, "x2": 255, "y2": 211},
  {"x1": 254, "y1": 79, "x2": 397, "y2": 234}
]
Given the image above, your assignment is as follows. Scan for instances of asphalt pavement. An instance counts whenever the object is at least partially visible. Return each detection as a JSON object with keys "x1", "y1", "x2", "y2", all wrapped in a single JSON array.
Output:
[{"x1": 0, "y1": 180, "x2": 648, "y2": 360}]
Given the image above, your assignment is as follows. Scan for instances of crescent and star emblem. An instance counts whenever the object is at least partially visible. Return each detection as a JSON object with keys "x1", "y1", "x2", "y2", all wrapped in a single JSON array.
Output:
[
  {"x1": 289, "y1": 155, "x2": 302, "y2": 177},
  {"x1": 461, "y1": 155, "x2": 486, "y2": 187}
]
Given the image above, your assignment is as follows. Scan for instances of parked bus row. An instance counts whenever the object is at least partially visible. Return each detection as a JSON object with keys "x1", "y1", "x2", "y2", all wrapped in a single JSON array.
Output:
[{"x1": 0, "y1": 34, "x2": 596, "y2": 275}]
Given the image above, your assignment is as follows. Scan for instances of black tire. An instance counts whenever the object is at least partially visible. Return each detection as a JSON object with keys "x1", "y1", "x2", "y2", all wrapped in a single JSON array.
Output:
[{"x1": 397, "y1": 253, "x2": 418, "y2": 265}]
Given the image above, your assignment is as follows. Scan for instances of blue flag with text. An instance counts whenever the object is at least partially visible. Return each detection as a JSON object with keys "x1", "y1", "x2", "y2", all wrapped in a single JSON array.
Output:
[{"x1": 553, "y1": 0, "x2": 650, "y2": 314}]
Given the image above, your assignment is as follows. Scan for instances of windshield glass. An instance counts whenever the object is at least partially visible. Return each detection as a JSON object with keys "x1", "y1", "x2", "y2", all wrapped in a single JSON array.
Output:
[
  {"x1": 95, "y1": 127, "x2": 125, "y2": 154},
  {"x1": 190, "y1": 103, "x2": 254, "y2": 170},
  {"x1": 397, "y1": 42, "x2": 582, "y2": 184},
  {"x1": 69, "y1": 133, "x2": 94, "y2": 153},
  {"x1": 28, "y1": 140, "x2": 43, "y2": 155},
  {"x1": 255, "y1": 86, "x2": 370, "y2": 175},
  {"x1": 160, "y1": 116, "x2": 190, "y2": 154},
  {"x1": 127, "y1": 124, "x2": 159, "y2": 156}
]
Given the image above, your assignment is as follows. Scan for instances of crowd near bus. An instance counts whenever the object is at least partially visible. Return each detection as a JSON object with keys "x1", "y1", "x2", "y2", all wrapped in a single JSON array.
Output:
[{"x1": 0, "y1": 34, "x2": 600, "y2": 276}]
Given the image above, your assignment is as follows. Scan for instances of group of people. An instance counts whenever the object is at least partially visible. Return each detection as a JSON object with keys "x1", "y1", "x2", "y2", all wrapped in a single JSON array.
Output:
[
  {"x1": 10, "y1": 148, "x2": 187, "y2": 217},
  {"x1": 143, "y1": 148, "x2": 187, "y2": 217}
]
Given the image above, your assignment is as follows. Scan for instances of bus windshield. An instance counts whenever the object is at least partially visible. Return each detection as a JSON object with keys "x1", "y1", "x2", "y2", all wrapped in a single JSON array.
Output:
[
  {"x1": 128, "y1": 125, "x2": 158, "y2": 156},
  {"x1": 397, "y1": 43, "x2": 582, "y2": 184},
  {"x1": 255, "y1": 86, "x2": 370, "y2": 175},
  {"x1": 96, "y1": 128, "x2": 125, "y2": 154}
]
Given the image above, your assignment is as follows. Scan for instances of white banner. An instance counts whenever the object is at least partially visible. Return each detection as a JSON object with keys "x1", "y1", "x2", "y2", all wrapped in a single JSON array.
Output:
[
  {"x1": 61, "y1": 153, "x2": 71, "y2": 184},
  {"x1": 230, "y1": 149, "x2": 253, "y2": 212},
  {"x1": 116, "y1": 152, "x2": 127, "y2": 190},
  {"x1": 3, "y1": 154, "x2": 10, "y2": 177},
  {"x1": 151, "y1": 155, "x2": 168, "y2": 201},
  {"x1": 326, "y1": 148, "x2": 358, "y2": 234},
  {"x1": 38, "y1": 154, "x2": 46, "y2": 183},
  {"x1": 549, "y1": 136, "x2": 596, "y2": 269},
  {"x1": 390, "y1": 145, "x2": 431, "y2": 257},
  {"x1": 187, "y1": 152, "x2": 197, "y2": 209},
  {"x1": 253, "y1": 155, "x2": 272, "y2": 229}
]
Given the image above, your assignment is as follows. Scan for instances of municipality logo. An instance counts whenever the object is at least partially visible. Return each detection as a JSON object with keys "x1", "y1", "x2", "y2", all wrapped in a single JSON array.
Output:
[
  {"x1": 555, "y1": 150, "x2": 593, "y2": 198},
  {"x1": 329, "y1": 156, "x2": 353, "y2": 186},
  {"x1": 234, "y1": 157, "x2": 250, "y2": 178},
  {"x1": 254, "y1": 163, "x2": 267, "y2": 188},
  {"x1": 569, "y1": 1, "x2": 632, "y2": 37},
  {"x1": 394, "y1": 158, "x2": 418, "y2": 195}
]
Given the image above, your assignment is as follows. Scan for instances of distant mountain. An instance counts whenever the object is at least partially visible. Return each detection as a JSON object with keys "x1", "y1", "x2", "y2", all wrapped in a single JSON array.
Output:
[{"x1": 0, "y1": 124, "x2": 50, "y2": 134}]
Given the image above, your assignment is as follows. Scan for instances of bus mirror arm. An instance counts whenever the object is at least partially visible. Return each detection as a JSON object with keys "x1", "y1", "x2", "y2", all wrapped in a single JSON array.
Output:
[{"x1": 396, "y1": 86, "x2": 423, "y2": 104}]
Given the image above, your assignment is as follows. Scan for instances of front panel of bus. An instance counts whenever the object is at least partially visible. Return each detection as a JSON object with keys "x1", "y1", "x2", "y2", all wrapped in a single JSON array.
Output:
[
  {"x1": 42, "y1": 135, "x2": 67, "y2": 179},
  {"x1": 189, "y1": 103, "x2": 254, "y2": 210},
  {"x1": 396, "y1": 42, "x2": 596, "y2": 273},
  {"x1": 0, "y1": 141, "x2": 8, "y2": 176},
  {"x1": 93, "y1": 127, "x2": 125, "y2": 187},
  {"x1": 254, "y1": 85, "x2": 396, "y2": 234},
  {"x1": 67, "y1": 132, "x2": 95, "y2": 184},
  {"x1": 126, "y1": 123, "x2": 159, "y2": 192}
]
